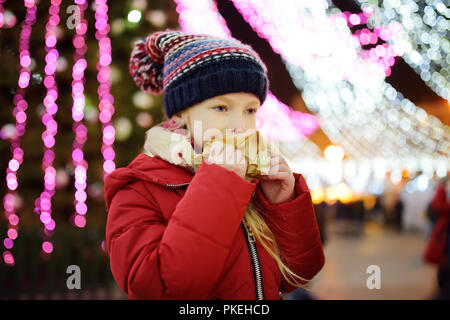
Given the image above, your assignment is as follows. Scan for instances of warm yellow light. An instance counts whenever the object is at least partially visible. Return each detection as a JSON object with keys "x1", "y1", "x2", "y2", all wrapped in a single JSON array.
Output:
[
  {"x1": 363, "y1": 195, "x2": 376, "y2": 211},
  {"x1": 324, "y1": 145, "x2": 345, "y2": 162},
  {"x1": 326, "y1": 183, "x2": 353, "y2": 203},
  {"x1": 335, "y1": 183, "x2": 353, "y2": 203},
  {"x1": 325, "y1": 185, "x2": 339, "y2": 201},
  {"x1": 310, "y1": 187, "x2": 325, "y2": 204}
]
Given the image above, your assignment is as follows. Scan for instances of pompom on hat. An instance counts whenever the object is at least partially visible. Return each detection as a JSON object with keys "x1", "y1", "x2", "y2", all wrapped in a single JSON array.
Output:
[{"x1": 129, "y1": 30, "x2": 269, "y2": 118}]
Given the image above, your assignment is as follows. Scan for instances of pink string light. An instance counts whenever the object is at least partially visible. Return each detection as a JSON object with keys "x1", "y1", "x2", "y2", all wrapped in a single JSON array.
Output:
[
  {"x1": 175, "y1": 0, "x2": 231, "y2": 37},
  {"x1": 257, "y1": 93, "x2": 320, "y2": 141},
  {"x1": 2, "y1": 0, "x2": 37, "y2": 266},
  {"x1": 94, "y1": 0, "x2": 116, "y2": 181},
  {"x1": 329, "y1": 11, "x2": 402, "y2": 77},
  {"x1": 0, "y1": 0, "x2": 6, "y2": 29},
  {"x1": 70, "y1": 0, "x2": 89, "y2": 229},
  {"x1": 33, "y1": 0, "x2": 61, "y2": 255}
]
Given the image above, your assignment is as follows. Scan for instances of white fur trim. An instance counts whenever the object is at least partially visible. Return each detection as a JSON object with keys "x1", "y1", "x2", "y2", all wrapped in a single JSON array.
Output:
[{"x1": 143, "y1": 126, "x2": 199, "y2": 168}]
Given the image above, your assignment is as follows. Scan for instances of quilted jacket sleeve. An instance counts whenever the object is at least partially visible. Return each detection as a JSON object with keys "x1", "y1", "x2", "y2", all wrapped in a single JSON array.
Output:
[
  {"x1": 105, "y1": 162, "x2": 257, "y2": 299},
  {"x1": 253, "y1": 172, "x2": 325, "y2": 294}
]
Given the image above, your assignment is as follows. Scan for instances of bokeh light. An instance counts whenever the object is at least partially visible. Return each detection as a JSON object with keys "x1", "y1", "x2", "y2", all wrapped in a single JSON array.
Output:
[
  {"x1": 32, "y1": 0, "x2": 61, "y2": 253},
  {"x1": 2, "y1": 0, "x2": 37, "y2": 265},
  {"x1": 127, "y1": 9, "x2": 141, "y2": 23}
]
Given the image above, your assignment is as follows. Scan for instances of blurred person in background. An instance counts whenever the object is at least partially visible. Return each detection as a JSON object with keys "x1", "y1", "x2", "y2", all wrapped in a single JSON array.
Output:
[
  {"x1": 424, "y1": 175, "x2": 441, "y2": 240},
  {"x1": 393, "y1": 196, "x2": 404, "y2": 232},
  {"x1": 424, "y1": 177, "x2": 450, "y2": 299},
  {"x1": 368, "y1": 196, "x2": 385, "y2": 225},
  {"x1": 314, "y1": 201, "x2": 328, "y2": 246}
]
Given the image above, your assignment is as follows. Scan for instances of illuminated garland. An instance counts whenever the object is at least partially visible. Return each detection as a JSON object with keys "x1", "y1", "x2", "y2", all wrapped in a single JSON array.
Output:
[
  {"x1": 94, "y1": 0, "x2": 116, "y2": 180},
  {"x1": 0, "y1": 0, "x2": 5, "y2": 29},
  {"x1": 2, "y1": 0, "x2": 116, "y2": 263},
  {"x1": 173, "y1": 0, "x2": 449, "y2": 191},
  {"x1": 2, "y1": 0, "x2": 37, "y2": 266},
  {"x1": 230, "y1": 0, "x2": 449, "y2": 161},
  {"x1": 33, "y1": 0, "x2": 62, "y2": 255},
  {"x1": 329, "y1": 8, "x2": 403, "y2": 77},
  {"x1": 355, "y1": 0, "x2": 449, "y2": 100},
  {"x1": 71, "y1": 0, "x2": 88, "y2": 228}
]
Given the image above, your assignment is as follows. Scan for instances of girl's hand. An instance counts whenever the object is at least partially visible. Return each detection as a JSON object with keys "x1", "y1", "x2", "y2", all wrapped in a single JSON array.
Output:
[
  {"x1": 205, "y1": 141, "x2": 248, "y2": 180},
  {"x1": 259, "y1": 149, "x2": 295, "y2": 204}
]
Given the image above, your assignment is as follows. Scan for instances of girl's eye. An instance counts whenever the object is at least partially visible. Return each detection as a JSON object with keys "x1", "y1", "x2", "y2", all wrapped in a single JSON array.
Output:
[
  {"x1": 214, "y1": 106, "x2": 227, "y2": 112},
  {"x1": 213, "y1": 106, "x2": 257, "y2": 114}
]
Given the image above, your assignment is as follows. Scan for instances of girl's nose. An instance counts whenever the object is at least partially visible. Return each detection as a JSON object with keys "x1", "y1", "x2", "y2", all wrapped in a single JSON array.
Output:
[
  {"x1": 228, "y1": 117, "x2": 245, "y2": 134},
  {"x1": 229, "y1": 127, "x2": 245, "y2": 134}
]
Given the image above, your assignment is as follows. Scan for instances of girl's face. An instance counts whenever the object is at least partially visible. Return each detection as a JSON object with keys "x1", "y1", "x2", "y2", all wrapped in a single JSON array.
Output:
[{"x1": 178, "y1": 92, "x2": 260, "y2": 151}]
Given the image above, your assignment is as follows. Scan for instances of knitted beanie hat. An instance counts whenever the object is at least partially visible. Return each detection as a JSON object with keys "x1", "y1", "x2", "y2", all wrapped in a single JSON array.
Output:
[{"x1": 129, "y1": 30, "x2": 269, "y2": 119}]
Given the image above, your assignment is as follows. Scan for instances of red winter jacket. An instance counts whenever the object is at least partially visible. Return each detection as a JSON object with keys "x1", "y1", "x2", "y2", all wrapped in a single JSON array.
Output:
[
  {"x1": 104, "y1": 152, "x2": 325, "y2": 300},
  {"x1": 424, "y1": 184, "x2": 450, "y2": 266}
]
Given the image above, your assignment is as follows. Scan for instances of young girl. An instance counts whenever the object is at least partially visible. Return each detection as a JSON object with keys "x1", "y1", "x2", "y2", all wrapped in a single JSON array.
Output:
[{"x1": 104, "y1": 30, "x2": 325, "y2": 300}]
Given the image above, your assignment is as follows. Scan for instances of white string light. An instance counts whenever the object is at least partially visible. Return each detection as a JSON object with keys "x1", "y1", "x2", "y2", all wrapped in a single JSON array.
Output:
[
  {"x1": 230, "y1": 0, "x2": 449, "y2": 160},
  {"x1": 355, "y1": 0, "x2": 450, "y2": 100}
]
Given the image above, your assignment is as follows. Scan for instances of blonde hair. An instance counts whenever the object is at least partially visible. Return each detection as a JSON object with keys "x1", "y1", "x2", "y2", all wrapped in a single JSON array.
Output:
[
  {"x1": 162, "y1": 113, "x2": 310, "y2": 289},
  {"x1": 244, "y1": 199, "x2": 310, "y2": 288}
]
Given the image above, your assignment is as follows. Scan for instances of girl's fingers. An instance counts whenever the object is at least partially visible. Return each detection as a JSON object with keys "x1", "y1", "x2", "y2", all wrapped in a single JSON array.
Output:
[
  {"x1": 210, "y1": 141, "x2": 223, "y2": 156},
  {"x1": 268, "y1": 163, "x2": 291, "y2": 175},
  {"x1": 268, "y1": 164, "x2": 279, "y2": 175},
  {"x1": 262, "y1": 171, "x2": 291, "y2": 181},
  {"x1": 209, "y1": 142, "x2": 247, "y2": 166},
  {"x1": 269, "y1": 149, "x2": 289, "y2": 167},
  {"x1": 236, "y1": 149, "x2": 246, "y2": 165},
  {"x1": 224, "y1": 144, "x2": 234, "y2": 163},
  {"x1": 208, "y1": 141, "x2": 224, "y2": 163}
]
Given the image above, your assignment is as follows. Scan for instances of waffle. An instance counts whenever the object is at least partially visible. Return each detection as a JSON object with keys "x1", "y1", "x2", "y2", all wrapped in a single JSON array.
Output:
[{"x1": 194, "y1": 129, "x2": 272, "y2": 177}]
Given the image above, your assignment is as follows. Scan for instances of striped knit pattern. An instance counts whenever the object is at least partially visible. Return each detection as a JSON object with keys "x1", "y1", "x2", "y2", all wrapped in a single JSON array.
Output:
[{"x1": 129, "y1": 30, "x2": 269, "y2": 118}]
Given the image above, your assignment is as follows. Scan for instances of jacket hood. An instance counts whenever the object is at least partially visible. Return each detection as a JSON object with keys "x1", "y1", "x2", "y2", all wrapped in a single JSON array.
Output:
[{"x1": 104, "y1": 124, "x2": 198, "y2": 212}]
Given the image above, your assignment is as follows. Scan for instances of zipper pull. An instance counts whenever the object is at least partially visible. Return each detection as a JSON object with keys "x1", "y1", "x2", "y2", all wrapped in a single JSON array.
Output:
[
  {"x1": 247, "y1": 228, "x2": 256, "y2": 243},
  {"x1": 243, "y1": 220, "x2": 256, "y2": 243}
]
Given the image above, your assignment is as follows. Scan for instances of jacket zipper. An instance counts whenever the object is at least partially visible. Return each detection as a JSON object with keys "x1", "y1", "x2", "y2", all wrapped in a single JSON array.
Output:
[
  {"x1": 242, "y1": 219, "x2": 265, "y2": 300},
  {"x1": 166, "y1": 182, "x2": 190, "y2": 187}
]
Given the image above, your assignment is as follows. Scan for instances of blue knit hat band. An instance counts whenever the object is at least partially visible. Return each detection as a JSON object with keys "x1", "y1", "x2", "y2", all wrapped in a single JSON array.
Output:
[{"x1": 164, "y1": 58, "x2": 268, "y2": 118}]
